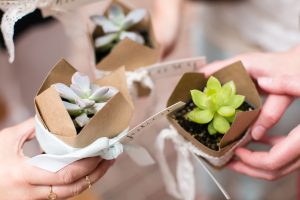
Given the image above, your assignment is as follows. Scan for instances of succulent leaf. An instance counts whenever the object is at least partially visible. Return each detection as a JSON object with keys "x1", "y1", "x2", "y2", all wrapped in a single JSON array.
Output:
[
  {"x1": 123, "y1": 9, "x2": 146, "y2": 30},
  {"x1": 207, "y1": 76, "x2": 221, "y2": 91},
  {"x1": 187, "y1": 108, "x2": 214, "y2": 124},
  {"x1": 223, "y1": 81, "x2": 236, "y2": 95},
  {"x1": 217, "y1": 106, "x2": 235, "y2": 117},
  {"x1": 228, "y1": 95, "x2": 245, "y2": 109},
  {"x1": 191, "y1": 90, "x2": 208, "y2": 109},
  {"x1": 98, "y1": 87, "x2": 118, "y2": 101},
  {"x1": 119, "y1": 31, "x2": 145, "y2": 44},
  {"x1": 108, "y1": 4, "x2": 125, "y2": 25},
  {"x1": 208, "y1": 122, "x2": 217, "y2": 135},
  {"x1": 90, "y1": 15, "x2": 120, "y2": 33},
  {"x1": 225, "y1": 112, "x2": 236, "y2": 123},
  {"x1": 71, "y1": 72, "x2": 91, "y2": 94},
  {"x1": 54, "y1": 83, "x2": 79, "y2": 102},
  {"x1": 89, "y1": 86, "x2": 109, "y2": 101},
  {"x1": 75, "y1": 113, "x2": 90, "y2": 127},
  {"x1": 94, "y1": 33, "x2": 118, "y2": 48},
  {"x1": 62, "y1": 101, "x2": 82, "y2": 116},
  {"x1": 213, "y1": 114, "x2": 230, "y2": 134}
]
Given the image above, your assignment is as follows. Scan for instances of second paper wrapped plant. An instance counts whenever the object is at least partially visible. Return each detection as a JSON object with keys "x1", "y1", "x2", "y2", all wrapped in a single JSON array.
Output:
[
  {"x1": 35, "y1": 59, "x2": 134, "y2": 148},
  {"x1": 167, "y1": 61, "x2": 261, "y2": 167},
  {"x1": 90, "y1": 0, "x2": 160, "y2": 71}
]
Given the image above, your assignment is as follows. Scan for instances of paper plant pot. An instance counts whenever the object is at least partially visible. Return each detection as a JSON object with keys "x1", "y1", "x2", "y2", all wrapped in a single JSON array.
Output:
[
  {"x1": 35, "y1": 59, "x2": 134, "y2": 148},
  {"x1": 167, "y1": 61, "x2": 262, "y2": 167},
  {"x1": 91, "y1": 0, "x2": 160, "y2": 77}
]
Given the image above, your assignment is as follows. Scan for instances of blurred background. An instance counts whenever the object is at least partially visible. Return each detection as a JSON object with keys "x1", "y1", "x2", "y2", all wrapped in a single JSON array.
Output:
[{"x1": 0, "y1": 0, "x2": 299, "y2": 199}]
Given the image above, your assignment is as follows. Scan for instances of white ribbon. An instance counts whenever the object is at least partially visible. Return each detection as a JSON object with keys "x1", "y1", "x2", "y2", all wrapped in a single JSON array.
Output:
[
  {"x1": 155, "y1": 125, "x2": 232, "y2": 200},
  {"x1": 28, "y1": 116, "x2": 155, "y2": 172},
  {"x1": 96, "y1": 69, "x2": 154, "y2": 97},
  {"x1": 0, "y1": 0, "x2": 98, "y2": 63},
  {"x1": 125, "y1": 68, "x2": 154, "y2": 96}
]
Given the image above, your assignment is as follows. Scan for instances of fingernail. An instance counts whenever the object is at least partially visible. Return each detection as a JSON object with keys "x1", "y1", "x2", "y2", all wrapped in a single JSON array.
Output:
[
  {"x1": 258, "y1": 77, "x2": 272, "y2": 86},
  {"x1": 252, "y1": 125, "x2": 265, "y2": 140}
]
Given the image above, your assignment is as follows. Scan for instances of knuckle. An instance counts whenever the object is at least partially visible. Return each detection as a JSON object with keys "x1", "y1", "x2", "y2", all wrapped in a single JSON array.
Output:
[
  {"x1": 265, "y1": 159, "x2": 279, "y2": 171},
  {"x1": 59, "y1": 169, "x2": 76, "y2": 184},
  {"x1": 262, "y1": 111, "x2": 277, "y2": 125}
]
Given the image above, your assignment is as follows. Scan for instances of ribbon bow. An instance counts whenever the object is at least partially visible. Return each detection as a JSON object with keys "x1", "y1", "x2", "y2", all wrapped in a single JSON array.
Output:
[{"x1": 28, "y1": 116, "x2": 155, "y2": 172}]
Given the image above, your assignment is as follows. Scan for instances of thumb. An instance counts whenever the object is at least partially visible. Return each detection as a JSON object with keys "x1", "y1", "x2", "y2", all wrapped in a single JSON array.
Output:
[{"x1": 258, "y1": 76, "x2": 300, "y2": 97}]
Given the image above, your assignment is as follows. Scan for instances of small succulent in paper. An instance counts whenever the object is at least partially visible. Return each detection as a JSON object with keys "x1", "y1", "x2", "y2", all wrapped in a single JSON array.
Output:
[
  {"x1": 187, "y1": 76, "x2": 245, "y2": 135},
  {"x1": 54, "y1": 72, "x2": 118, "y2": 129},
  {"x1": 90, "y1": 3, "x2": 146, "y2": 50}
]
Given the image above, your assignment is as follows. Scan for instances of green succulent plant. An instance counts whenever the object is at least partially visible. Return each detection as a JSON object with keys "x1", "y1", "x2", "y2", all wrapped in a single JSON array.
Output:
[
  {"x1": 187, "y1": 76, "x2": 245, "y2": 135},
  {"x1": 54, "y1": 72, "x2": 118, "y2": 129},
  {"x1": 90, "y1": 3, "x2": 146, "y2": 50}
]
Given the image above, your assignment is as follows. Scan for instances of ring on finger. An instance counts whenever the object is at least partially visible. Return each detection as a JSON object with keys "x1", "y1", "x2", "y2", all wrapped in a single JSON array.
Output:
[
  {"x1": 85, "y1": 176, "x2": 92, "y2": 189},
  {"x1": 48, "y1": 185, "x2": 57, "y2": 200}
]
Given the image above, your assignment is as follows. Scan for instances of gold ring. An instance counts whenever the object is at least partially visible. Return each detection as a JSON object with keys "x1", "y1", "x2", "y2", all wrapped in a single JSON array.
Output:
[
  {"x1": 85, "y1": 176, "x2": 92, "y2": 189},
  {"x1": 48, "y1": 185, "x2": 57, "y2": 200}
]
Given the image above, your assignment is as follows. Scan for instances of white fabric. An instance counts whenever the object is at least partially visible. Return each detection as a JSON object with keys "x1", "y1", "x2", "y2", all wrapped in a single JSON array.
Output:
[
  {"x1": 0, "y1": 0, "x2": 98, "y2": 63},
  {"x1": 205, "y1": 0, "x2": 300, "y2": 52},
  {"x1": 96, "y1": 69, "x2": 155, "y2": 97},
  {"x1": 155, "y1": 125, "x2": 238, "y2": 200},
  {"x1": 28, "y1": 116, "x2": 154, "y2": 172},
  {"x1": 126, "y1": 68, "x2": 154, "y2": 96}
]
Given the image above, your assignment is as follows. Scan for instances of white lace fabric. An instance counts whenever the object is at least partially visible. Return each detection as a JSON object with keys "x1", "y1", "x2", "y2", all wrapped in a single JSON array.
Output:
[{"x1": 0, "y1": 0, "x2": 98, "y2": 63}]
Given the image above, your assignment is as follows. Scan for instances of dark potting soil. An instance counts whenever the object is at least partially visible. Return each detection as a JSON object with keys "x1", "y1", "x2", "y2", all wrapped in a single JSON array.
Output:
[
  {"x1": 171, "y1": 100, "x2": 253, "y2": 151},
  {"x1": 94, "y1": 30, "x2": 152, "y2": 63}
]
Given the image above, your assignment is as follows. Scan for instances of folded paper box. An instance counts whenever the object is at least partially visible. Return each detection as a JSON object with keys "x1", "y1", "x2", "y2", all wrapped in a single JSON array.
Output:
[
  {"x1": 92, "y1": 0, "x2": 160, "y2": 71},
  {"x1": 167, "y1": 61, "x2": 262, "y2": 167},
  {"x1": 91, "y1": 0, "x2": 160, "y2": 97},
  {"x1": 35, "y1": 59, "x2": 134, "y2": 148}
]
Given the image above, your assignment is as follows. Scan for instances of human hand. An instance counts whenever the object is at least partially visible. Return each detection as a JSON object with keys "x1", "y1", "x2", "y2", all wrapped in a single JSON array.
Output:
[
  {"x1": 0, "y1": 118, "x2": 114, "y2": 199},
  {"x1": 200, "y1": 46, "x2": 300, "y2": 140},
  {"x1": 228, "y1": 76, "x2": 300, "y2": 180},
  {"x1": 152, "y1": 0, "x2": 183, "y2": 58}
]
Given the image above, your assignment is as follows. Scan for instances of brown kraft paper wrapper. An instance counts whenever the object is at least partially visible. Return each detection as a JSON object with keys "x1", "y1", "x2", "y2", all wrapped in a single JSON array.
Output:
[
  {"x1": 167, "y1": 61, "x2": 262, "y2": 167},
  {"x1": 92, "y1": 0, "x2": 160, "y2": 97},
  {"x1": 35, "y1": 59, "x2": 134, "y2": 148}
]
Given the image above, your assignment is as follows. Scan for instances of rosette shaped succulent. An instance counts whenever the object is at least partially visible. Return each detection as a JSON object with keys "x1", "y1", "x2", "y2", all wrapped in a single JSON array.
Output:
[
  {"x1": 90, "y1": 3, "x2": 146, "y2": 49},
  {"x1": 187, "y1": 76, "x2": 245, "y2": 135},
  {"x1": 54, "y1": 72, "x2": 118, "y2": 128}
]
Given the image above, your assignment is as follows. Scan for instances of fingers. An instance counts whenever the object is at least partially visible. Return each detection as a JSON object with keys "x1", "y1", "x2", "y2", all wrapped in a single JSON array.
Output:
[
  {"x1": 228, "y1": 160, "x2": 277, "y2": 180},
  {"x1": 24, "y1": 157, "x2": 102, "y2": 186},
  {"x1": 228, "y1": 157, "x2": 300, "y2": 181},
  {"x1": 13, "y1": 118, "x2": 35, "y2": 137},
  {"x1": 258, "y1": 76, "x2": 300, "y2": 96},
  {"x1": 200, "y1": 58, "x2": 241, "y2": 76},
  {"x1": 3, "y1": 118, "x2": 35, "y2": 140},
  {"x1": 235, "y1": 125, "x2": 300, "y2": 171},
  {"x1": 33, "y1": 160, "x2": 114, "y2": 199},
  {"x1": 251, "y1": 94, "x2": 293, "y2": 140},
  {"x1": 258, "y1": 135, "x2": 285, "y2": 146}
]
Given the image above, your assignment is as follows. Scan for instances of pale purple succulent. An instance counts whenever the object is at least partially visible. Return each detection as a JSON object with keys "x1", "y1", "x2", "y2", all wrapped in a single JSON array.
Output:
[
  {"x1": 90, "y1": 3, "x2": 146, "y2": 49},
  {"x1": 54, "y1": 72, "x2": 118, "y2": 128}
]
